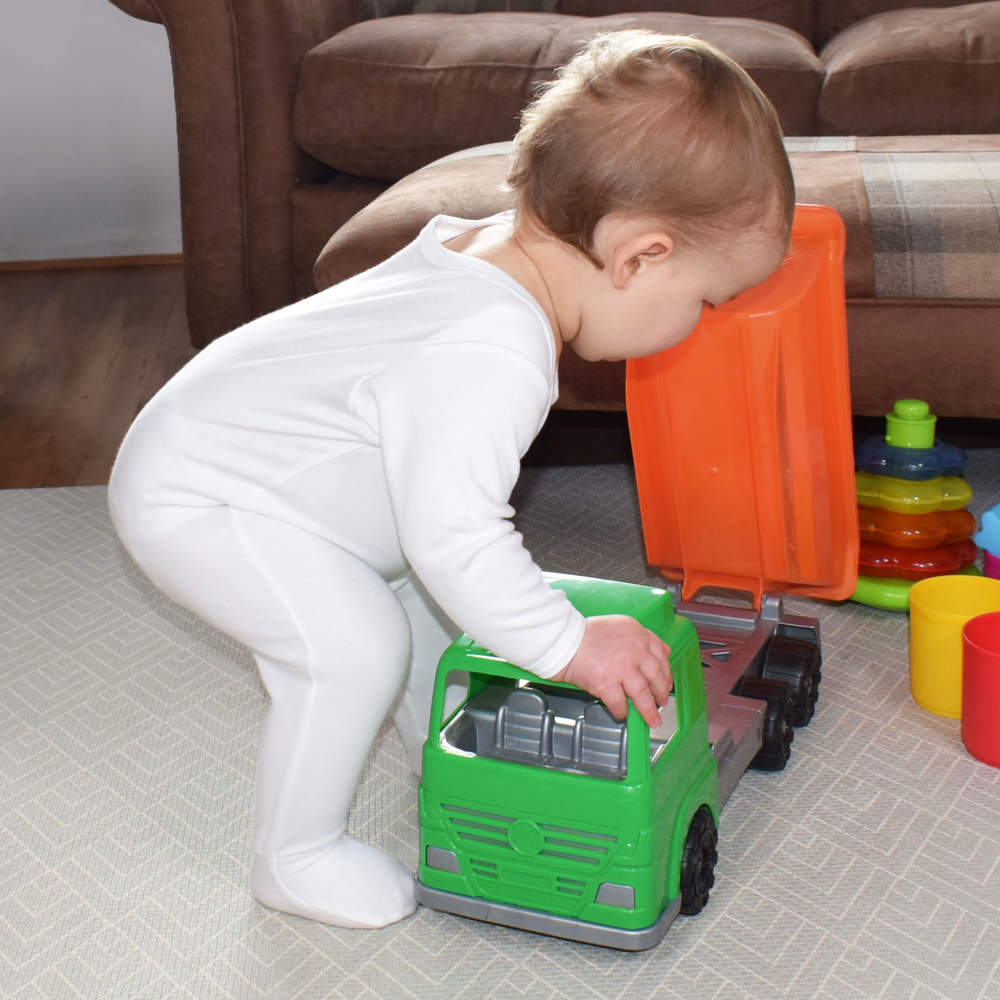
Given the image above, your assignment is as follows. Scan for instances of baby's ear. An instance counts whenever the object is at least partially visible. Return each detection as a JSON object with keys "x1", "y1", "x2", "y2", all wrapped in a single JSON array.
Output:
[{"x1": 612, "y1": 232, "x2": 675, "y2": 288}]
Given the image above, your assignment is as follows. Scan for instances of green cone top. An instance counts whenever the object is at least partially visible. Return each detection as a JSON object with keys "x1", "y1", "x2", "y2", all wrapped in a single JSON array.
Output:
[{"x1": 885, "y1": 399, "x2": 936, "y2": 450}]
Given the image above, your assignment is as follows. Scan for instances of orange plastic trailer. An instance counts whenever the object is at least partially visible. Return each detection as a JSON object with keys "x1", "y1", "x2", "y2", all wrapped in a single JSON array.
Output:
[{"x1": 627, "y1": 204, "x2": 859, "y2": 610}]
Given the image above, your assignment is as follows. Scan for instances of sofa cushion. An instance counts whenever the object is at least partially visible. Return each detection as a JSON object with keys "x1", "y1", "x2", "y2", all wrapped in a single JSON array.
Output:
[
  {"x1": 818, "y1": 2, "x2": 1000, "y2": 135},
  {"x1": 846, "y1": 135, "x2": 1000, "y2": 299},
  {"x1": 294, "y1": 12, "x2": 822, "y2": 180},
  {"x1": 814, "y1": 0, "x2": 992, "y2": 48},
  {"x1": 555, "y1": 1, "x2": 814, "y2": 42},
  {"x1": 353, "y1": 0, "x2": 813, "y2": 40},
  {"x1": 356, "y1": 0, "x2": 556, "y2": 22}
]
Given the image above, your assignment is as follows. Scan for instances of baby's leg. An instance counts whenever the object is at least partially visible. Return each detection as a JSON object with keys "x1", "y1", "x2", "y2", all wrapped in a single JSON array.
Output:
[
  {"x1": 235, "y1": 511, "x2": 417, "y2": 928},
  {"x1": 113, "y1": 504, "x2": 417, "y2": 928},
  {"x1": 390, "y1": 575, "x2": 459, "y2": 774}
]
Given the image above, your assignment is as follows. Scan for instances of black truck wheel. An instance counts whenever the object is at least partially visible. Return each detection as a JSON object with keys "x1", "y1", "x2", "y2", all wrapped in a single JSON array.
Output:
[
  {"x1": 761, "y1": 635, "x2": 821, "y2": 726},
  {"x1": 739, "y1": 677, "x2": 794, "y2": 770},
  {"x1": 679, "y1": 806, "x2": 718, "y2": 915}
]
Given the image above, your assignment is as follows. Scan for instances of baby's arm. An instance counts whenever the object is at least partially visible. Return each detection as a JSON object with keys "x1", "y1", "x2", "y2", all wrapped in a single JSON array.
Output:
[{"x1": 363, "y1": 324, "x2": 670, "y2": 724}]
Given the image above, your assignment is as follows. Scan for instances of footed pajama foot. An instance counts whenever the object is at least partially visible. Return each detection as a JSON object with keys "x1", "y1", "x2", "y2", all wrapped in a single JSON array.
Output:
[{"x1": 251, "y1": 835, "x2": 416, "y2": 928}]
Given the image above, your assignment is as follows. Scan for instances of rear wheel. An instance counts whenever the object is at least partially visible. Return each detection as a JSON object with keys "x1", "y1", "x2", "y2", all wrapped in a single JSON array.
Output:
[
  {"x1": 740, "y1": 677, "x2": 794, "y2": 770},
  {"x1": 679, "y1": 807, "x2": 718, "y2": 916},
  {"x1": 761, "y1": 636, "x2": 821, "y2": 726}
]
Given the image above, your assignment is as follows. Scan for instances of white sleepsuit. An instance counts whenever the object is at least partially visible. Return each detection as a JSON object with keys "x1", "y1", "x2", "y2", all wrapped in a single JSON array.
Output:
[{"x1": 108, "y1": 213, "x2": 587, "y2": 928}]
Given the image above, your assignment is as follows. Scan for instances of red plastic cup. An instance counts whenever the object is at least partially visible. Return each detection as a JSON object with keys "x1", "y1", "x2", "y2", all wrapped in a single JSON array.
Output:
[{"x1": 962, "y1": 611, "x2": 1000, "y2": 767}]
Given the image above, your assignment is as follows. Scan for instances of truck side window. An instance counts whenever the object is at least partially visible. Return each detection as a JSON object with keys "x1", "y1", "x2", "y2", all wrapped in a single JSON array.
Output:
[{"x1": 649, "y1": 697, "x2": 678, "y2": 765}]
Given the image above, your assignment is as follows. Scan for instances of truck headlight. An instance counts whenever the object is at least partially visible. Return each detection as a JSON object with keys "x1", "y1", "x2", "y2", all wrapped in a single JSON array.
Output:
[
  {"x1": 595, "y1": 882, "x2": 635, "y2": 909},
  {"x1": 425, "y1": 847, "x2": 460, "y2": 873}
]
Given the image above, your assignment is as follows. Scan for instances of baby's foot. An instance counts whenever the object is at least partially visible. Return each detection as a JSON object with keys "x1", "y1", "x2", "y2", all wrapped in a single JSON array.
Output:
[{"x1": 251, "y1": 836, "x2": 416, "y2": 928}]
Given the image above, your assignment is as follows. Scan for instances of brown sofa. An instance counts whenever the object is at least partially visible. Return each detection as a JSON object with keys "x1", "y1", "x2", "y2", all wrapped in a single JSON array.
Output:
[{"x1": 109, "y1": 0, "x2": 1000, "y2": 418}]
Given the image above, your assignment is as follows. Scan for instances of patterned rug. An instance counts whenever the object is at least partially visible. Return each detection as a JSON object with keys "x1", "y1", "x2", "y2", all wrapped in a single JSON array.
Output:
[{"x1": 3, "y1": 452, "x2": 999, "y2": 999}]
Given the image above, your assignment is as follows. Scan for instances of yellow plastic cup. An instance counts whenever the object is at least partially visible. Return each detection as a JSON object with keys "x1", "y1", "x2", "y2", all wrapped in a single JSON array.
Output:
[{"x1": 909, "y1": 576, "x2": 1000, "y2": 717}]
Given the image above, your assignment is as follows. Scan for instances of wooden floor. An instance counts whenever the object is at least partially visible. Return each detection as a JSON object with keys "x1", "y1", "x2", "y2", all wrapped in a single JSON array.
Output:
[{"x1": 0, "y1": 263, "x2": 195, "y2": 488}]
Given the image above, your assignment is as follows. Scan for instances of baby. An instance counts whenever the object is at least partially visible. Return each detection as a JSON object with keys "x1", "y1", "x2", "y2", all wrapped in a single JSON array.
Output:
[{"x1": 108, "y1": 30, "x2": 794, "y2": 930}]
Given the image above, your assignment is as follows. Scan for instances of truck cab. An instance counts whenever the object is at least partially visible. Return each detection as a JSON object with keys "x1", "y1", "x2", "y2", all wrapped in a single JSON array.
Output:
[{"x1": 416, "y1": 574, "x2": 720, "y2": 950}]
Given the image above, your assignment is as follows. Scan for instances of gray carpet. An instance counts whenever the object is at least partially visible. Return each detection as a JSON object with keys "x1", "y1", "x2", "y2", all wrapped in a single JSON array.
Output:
[{"x1": 3, "y1": 452, "x2": 1000, "y2": 999}]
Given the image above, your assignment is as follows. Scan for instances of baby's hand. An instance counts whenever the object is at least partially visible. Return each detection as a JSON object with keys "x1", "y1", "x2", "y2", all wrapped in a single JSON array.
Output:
[{"x1": 551, "y1": 615, "x2": 672, "y2": 728}]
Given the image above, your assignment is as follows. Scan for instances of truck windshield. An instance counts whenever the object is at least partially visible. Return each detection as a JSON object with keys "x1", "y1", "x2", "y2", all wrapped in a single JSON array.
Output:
[{"x1": 439, "y1": 679, "x2": 677, "y2": 779}]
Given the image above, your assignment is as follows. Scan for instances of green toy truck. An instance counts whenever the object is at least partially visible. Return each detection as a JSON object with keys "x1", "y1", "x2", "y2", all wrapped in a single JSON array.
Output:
[{"x1": 414, "y1": 573, "x2": 820, "y2": 950}]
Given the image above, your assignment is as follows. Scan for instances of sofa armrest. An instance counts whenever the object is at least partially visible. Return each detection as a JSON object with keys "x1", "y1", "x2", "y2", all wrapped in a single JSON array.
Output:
[
  {"x1": 109, "y1": 0, "x2": 161, "y2": 22},
  {"x1": 106, "y1": 0, "x2": 358, "y2": 346}
]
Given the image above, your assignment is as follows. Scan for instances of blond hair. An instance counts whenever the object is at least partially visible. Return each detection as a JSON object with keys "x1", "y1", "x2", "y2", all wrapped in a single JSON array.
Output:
[{"x1": 507, "y1": 31, "x2": 794, "y2": 264}]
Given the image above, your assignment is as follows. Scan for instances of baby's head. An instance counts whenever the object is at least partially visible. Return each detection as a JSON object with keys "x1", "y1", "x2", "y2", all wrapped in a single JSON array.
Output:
[{"x1": 507, "y1": 30, "x2": 794, "y2": 263}]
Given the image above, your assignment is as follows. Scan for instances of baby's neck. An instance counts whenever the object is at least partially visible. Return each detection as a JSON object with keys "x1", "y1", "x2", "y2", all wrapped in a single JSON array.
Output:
[{"x1": 445, "y1": 221, "x2": 578, "y2": 358}]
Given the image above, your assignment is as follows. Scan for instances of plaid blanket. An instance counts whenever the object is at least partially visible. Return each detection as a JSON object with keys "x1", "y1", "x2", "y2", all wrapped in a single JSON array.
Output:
[{"x1": 787, "y1": 136, "x2": 1000, "y2": 300}]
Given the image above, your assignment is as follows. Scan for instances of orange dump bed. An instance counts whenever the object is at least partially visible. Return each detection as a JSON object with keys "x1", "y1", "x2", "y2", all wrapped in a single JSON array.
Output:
[{"x1": 626, "y1": 204, "x2": 858, "y2": 608}]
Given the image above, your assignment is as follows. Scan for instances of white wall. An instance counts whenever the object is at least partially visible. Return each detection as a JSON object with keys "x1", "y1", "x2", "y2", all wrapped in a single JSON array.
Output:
[{"x1": 0, "y1": 1, "x2": 181, "y2": 261}]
